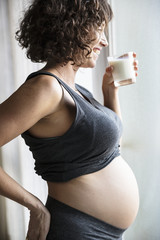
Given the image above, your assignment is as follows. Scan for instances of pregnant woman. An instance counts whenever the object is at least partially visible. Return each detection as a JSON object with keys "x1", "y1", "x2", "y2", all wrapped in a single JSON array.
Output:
[{"x1": 0, "y1": 0, "x2": 139, "y2": 239}]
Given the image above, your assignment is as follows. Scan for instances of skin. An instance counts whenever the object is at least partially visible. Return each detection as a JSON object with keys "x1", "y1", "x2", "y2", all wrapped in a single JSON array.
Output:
[{"x1": 0, "y1": 23, "x2": 138, "y2": 239}]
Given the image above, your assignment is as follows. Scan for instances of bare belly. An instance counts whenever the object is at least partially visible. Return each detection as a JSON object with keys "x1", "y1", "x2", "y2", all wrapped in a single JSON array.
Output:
[{"x1": 47, "y1": 156, "x2": 139, "y2": 229}]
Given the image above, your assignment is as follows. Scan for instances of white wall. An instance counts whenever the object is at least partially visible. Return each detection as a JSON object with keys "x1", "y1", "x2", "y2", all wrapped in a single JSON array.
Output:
[{"x1": 110, "y1": 0, "x2": 160, "y2": 239}]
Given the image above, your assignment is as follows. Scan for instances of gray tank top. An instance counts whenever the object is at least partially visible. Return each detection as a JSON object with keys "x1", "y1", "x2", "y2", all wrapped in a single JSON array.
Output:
[{"x1": 22, "y1": 71, "x2": 123, "y2": 182}]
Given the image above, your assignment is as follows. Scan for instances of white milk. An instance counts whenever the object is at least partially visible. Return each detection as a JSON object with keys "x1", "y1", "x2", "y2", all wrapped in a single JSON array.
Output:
[{"x1": 107, "y1": 52, "x2": 136, "y2": 87}]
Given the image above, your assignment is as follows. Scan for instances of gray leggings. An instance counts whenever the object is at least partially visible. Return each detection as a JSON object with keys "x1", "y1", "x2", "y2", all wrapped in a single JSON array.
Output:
[{"x1": 45, "y1": 196, "x2": 126, "y2": 240}]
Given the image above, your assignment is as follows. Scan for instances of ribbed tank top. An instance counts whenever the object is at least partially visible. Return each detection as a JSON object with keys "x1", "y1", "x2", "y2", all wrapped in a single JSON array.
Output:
[{"x1": 22, "y1": 71, "x2": 123, "y2": 182}]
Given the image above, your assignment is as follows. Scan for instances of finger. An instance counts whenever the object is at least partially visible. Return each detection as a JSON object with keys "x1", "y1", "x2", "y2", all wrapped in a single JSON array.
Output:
[
  {"x1": 105, "y1": 66, "x2": 113, "y2": 77},
  {"x1": 39, "y1": 231, "x2": 48, "y2": 240},
  {"x1": 133, "y1": 60, "x2": 138, "y2": 66},
  {"x1": 118, "y1": 53, "x2": 128, "y2": 58},
  {"x1": 134, "y1": 66, "x2": 138, "y2": 71},
  {"x1": 27, "y1": 229, "x2": 39, "y2": 240},
  {"x1": 118, "y1": 52, "x2": 137, "y2": 59},
  {"x1": 133, "y1": 52, "x2": 136, "y2": 58},
  {"x1": 106, "y1": 65, "x2": 114, "y2": 72}
]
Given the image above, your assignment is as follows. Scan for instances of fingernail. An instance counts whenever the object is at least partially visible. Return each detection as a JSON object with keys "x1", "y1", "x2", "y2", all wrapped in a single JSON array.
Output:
[
  {"x1": 133, "y1": 52, "x2": 136, "y2": 58},
  {"x1": 133, "y1": 60, "x2": 138, "y2": 65}
]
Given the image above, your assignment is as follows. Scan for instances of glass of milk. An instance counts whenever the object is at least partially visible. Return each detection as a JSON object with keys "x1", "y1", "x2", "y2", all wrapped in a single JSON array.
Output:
[{"x1": 107, "y1": 52, "x2": 136, "y2": 87}]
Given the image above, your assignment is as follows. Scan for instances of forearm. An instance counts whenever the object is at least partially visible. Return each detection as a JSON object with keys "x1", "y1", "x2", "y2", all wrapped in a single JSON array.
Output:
[
  {"x1": 0, "y1": 165, "x2": 50, "y2": 239},
  {"x1": 0, "y1": 166, "x2": 43, "y2": 211},
  {"x1": 102, "y1": 66, "x2": 123, "y2": 146},
  {"x1": 102, "y1": 86, "x2": 122, "y2": 121}
]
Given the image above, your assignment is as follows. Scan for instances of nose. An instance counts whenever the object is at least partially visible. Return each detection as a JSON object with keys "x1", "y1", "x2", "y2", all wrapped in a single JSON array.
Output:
[{"x1": 100, "y1": 32, "x2": 108, "y2": 47}]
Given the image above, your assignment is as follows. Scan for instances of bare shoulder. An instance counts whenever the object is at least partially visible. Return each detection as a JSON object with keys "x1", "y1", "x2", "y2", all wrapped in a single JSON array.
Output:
[
  {"x1": 23, "y1": 73, "x2": 62, "y2": 103},
  {"x1": 17, "y1": 73, "x2": 64, "y2": 116},
  {"x1": 0, "y1": 73, "x2": 63, "y2": 146}
]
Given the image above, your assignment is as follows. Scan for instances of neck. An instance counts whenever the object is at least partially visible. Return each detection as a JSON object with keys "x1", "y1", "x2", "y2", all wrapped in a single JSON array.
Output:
[{"x1": 41, "y1": 62, "x2": 79, "y2": 89}]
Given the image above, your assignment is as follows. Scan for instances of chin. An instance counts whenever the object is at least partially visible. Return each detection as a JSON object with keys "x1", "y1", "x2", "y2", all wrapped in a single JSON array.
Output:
[{"x1": 81, "y1": 59, "x2": 97, "y2": 69}]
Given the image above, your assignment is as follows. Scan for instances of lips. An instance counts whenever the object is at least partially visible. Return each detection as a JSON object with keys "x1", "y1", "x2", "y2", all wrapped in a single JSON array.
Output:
[{"x1": 93, "y1": 47, "x2": 101, "y2": 55}]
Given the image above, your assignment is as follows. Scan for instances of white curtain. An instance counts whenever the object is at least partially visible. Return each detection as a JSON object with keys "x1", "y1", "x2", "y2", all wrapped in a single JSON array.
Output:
[{"x1": 0, "y1": 0, "x2": 47, "y2": 239}]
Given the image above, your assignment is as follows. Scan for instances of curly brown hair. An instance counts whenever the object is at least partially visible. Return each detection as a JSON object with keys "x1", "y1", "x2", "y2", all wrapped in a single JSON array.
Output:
[{"x1": 16, "y1": 0, "x2": 113, "y2": 66}]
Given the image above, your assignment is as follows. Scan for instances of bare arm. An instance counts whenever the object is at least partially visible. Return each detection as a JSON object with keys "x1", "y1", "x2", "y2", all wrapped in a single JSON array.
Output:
[
  {"x1": 0, "y1": 75, "x2": 62, "y2": 239},
  {"x1": 102, "y1": 56, "x2": 138, "y2": 147},
  {"x1": 102, "y1": 66, "x2": 122, "y2": 120},
  {"x1": 0, "y1": 166, "x2": 50, "y2": 239},
  {"x1": 0, "y1": 76, "x2": 62, "y2": 146},
  {"x1": 102, "y1": 53, "x2": 138, "y2": 119}
]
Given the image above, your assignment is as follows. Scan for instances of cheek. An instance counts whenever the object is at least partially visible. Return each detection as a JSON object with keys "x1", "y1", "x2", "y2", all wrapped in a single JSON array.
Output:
[{"x1": 81, "y1": 55, "x2": 97, "y2": 68}]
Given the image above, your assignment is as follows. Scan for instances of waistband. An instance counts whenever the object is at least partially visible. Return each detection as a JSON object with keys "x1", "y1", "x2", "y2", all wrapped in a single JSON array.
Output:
[{"x1": 46, "y1": 195, "x2": 126, "y2": 240}]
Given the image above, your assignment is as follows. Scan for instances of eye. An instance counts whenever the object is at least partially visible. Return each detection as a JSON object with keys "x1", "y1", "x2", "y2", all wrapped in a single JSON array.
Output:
[{"x1": 98, "y1": 27, "x2": 103, "y2": 32}]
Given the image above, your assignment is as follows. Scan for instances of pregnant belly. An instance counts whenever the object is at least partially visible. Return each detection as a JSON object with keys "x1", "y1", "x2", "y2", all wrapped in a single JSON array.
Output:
[{"x1": 48, "y1": 156, "x2": 139, "y2": 229}]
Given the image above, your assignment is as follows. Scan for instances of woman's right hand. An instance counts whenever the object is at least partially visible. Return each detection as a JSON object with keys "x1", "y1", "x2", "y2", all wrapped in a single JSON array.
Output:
[{"x1": 26, "y1": 203, "x2": 51, "y2": 240}]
